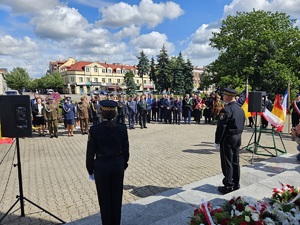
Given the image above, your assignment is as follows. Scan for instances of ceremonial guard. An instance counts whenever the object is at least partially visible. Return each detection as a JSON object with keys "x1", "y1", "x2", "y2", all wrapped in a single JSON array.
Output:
[
  {"x1": 116, "y1": 95, "x2": 127, "y2": 124},
  {"x1": 152, "y1": 95, "x2": 160, "y2": 121},
  {"x1": 77, "y1": 96, "x2": 90, "y2": 135},
  {"x1": 44, "y1": 96, "x2": 59, "y2": 138},
  {"x1": 137, "y1": 95, "x2": 148, "y2": 129},
  {"x1": 212, "y1": 94, "x2": 224, "y2": 122},
  {"x1": 63, "y1": 96, "x2": 76, "y2": 137},
  {"x1": 86, "y1": 100, "x2": 129, "y2": 225},
  {"x1": 127, "y1": 95, "x2": 137, "y2": 129},
  {"x1": 182, "y1": 94, "x2": 193, "y2": 124},
  {"x1": 215, "y1": 88, "x2": 245, "y2": 194},
  {"x1": 289, "y1": 94, "x2": 300, "y2": 128}
]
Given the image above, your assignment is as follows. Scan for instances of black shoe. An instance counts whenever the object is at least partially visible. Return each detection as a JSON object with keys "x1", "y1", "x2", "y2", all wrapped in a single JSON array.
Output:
[
  {"x1": 233, "y1": 185, "x2": 240, "y2": 191},
  {"x1": 50, "y1": 135, "x2": 54, "y2": 138},
  {"x1": 141, "y1": 127, "x2": 143, "y2": 129},
  {"x1": 54, "y1": 134, "x2": 58, "y2": 138},
  {"x1": 132, "y1": 127, "x2": 135, "y2": 129},
  {"x1": 218, "y1": 186, "x2": 233, "y2": 194},
  {"x1": 144, "y1": 126, "x2": 147, "y2": 128}
]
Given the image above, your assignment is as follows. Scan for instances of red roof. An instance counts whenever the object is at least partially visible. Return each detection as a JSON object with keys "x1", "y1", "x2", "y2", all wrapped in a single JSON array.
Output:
[{"x1": 68, "y1": 61, "x2": 92, "y2": 71}]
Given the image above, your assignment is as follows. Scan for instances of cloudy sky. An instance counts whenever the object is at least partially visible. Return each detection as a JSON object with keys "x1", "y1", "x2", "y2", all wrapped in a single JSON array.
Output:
[{"x1": 0, "y1": 0, "x2": 300, "y2": 78}]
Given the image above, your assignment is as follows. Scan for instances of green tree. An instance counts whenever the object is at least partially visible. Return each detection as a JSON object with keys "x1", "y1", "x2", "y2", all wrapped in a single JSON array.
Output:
[
  {"x1": 124, "y1": 71, "x2": 136, "y2": 95},
  {"x1": 149, "y1": 57, "x2": 156, "y2": 83},
  {"x1": 156, "y1": 44, "x2": 172, "y2": 93},
  {"x1": 183, "y1": 59, "x2": 194, "y2": 94},
  {"x1": 208, "y1": 10, "x2": 300, "y2": 97},
  {"x1": 171, "y1": 52, "x2": 185, "y2": 95},
  {"x1": 137, "y1": 51, "x2": 150, "y2": 93},
  {"x1": 40, "y1": 72, "x2": 64, "y2": 90},
  {"x1": 4, "y1": 67, "x2": 31, "y2": 90}
]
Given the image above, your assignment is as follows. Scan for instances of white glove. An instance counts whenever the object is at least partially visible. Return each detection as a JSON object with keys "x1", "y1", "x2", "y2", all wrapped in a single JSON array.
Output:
[
  {"x1": 89, "y1": 174, "x2": 95, "y2": 181},
  {"x1": 214, "y1": 143, "x2": 220, "y2": 149}
]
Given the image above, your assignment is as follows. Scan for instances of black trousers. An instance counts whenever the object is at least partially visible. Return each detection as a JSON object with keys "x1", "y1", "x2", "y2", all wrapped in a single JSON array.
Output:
[
  {"x1": 292, "y1": 112, "x2": 300, "y2": 127},
  {"x1": 139, "y1": 111, "x2": 147, "y2": 128},
  {"x1": 94, "y1": 158, "x2": 124, "y2": 225},
  {"x1": 220, "y1": 133, "x2": 241, "y2": 188}
]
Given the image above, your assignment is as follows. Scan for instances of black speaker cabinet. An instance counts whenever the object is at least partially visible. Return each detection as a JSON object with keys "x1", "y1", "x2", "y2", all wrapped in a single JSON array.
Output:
[
  {"x1": 0, "y1": 95, "x2": 32, "y2": 137},
  {"x1": 248, "y1": 91, "x2": 266, "y2": 112}
]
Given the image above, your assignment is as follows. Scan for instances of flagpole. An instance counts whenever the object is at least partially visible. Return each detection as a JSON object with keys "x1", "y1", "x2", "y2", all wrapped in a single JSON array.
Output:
[{"x1": 288, "y1": 81, "x2": 291, "y2": 133}]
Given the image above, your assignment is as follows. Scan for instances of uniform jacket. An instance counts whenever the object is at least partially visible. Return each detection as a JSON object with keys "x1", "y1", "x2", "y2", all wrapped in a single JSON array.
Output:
[
  {"x1": 215, "y1": 101, "x2": 245, "y2": 144},
  {"x1": 43, "y1": 102, "x2": 59, "y2": 120},
  {"x1": 86, "y1": 121, "x2": 129, "y2": 175},
  {"x1": 137, "y1": 99, "x2": 147, "y2": 113},
  {"x1": 77, "y1": 102, "x2": 90, "y2": 119},
  {"x1": 117, "y1": 101, "x2": 128, "y2": 116},
  {"x1": 63, "y1": 103, "x2": 76, "y2": 120}
]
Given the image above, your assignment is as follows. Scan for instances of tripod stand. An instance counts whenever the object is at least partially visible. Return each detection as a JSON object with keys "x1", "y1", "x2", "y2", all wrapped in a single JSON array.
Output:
[{"x1": 0, "y1": 138, "x2": 65, "y2": 224}]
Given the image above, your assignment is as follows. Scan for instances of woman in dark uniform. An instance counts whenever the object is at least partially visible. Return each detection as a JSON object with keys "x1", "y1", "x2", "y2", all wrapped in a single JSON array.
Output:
[
  {"x1": 86, "y1": 100, "x2": 129, "y2": 225},
  {"x1": 62, "y1": 96, "x2": 75, "y2": 136}
]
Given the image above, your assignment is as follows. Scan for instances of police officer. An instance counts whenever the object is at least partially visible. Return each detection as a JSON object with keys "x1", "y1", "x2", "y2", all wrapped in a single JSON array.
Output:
[
  {"x1": 86, "y1": 100, "x2": 129, "y2": 225},
  {"x1": 215, "y1": 88, "x2": 245, "y2": 194}
]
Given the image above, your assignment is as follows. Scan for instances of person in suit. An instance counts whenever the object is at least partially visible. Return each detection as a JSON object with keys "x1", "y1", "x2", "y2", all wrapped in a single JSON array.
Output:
[
  {"x1": 146, "y1": 94, "x2": 153, "y2": 123},
  {"x1": 215, "y1": 88, "x2": 245, "y2": 194},
  {"x1": 32, "y1": 96, "x2": 46, "y2": 136},
  {"x1": 137, "y1": 94, "x2": 148, "y2": 129},
  {"x1": 152, "y1": 95, "x2": 160, "y2": 121},
  {"x1": 182, "y1": 94, "x2": 193, "y2": 124},
  {"x1": 62, "y1": 96, "x2": 76, "y2": 136},
  {"x1": 116, "y1": 95, "x2": 127, "y2": 124},
  {"x1": 86, "y1": 100, "x2": 129, "y2": 225},
  {"x1": 77, "y1": 96, "x2": 90, "y2": 135},
  {"x1": 43, "y1": 96, "x2": 59, "y2": 138},
  {"x1": 289, "y1": 94, "x2": 300, "y2": 128},
  {"x1": 164, "y1": 95, "x2": 172, "y2": 124},
  {"x1": 159, "y1": 94, "x2": 166, "y2": 122},
  {"x1": 173, "y1": 96, "x2": 182, "y2": 125},
  {"x1": 127, "y1": 95, "x2": 137, "y2": 129}
]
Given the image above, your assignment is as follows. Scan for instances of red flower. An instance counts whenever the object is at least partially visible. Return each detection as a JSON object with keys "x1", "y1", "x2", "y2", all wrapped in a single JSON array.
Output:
[
  {"x1": 220, "y1": 218, "x2": 230, "y2": 225},
  {"x1": 256, "y1": 221, "x2": 264, "y2": 225},
  {"x1": 240, "y1": 222, "x2": 247, "y2": 225},
  {"x1": 236, "y1": 203, "x2": 245, "y2": 211},
  {"x1": 193, "y1": 208, "x2": 202, "y2": 216},
  {"x1": 229, "y1": 199, "x2": 235, "y2": 204}
]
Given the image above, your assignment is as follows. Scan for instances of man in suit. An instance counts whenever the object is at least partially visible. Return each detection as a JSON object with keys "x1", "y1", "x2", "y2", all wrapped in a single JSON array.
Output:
[
  {"x1": 117, "y1": 95, "x2": 127, "y2": 124},
  {"x1": 215, "y1": 88, "x2": 245, "y2": 194},
  {"x1": 137, "y1": 94, "x2": 148, "y2": 129},
  {"x1": 86, "y1": 100, "x2": 129, "y2": 225},
  {"x1": 152, "y1": 95, "x2": 159, "y2": 121},
  {"x1": 127, "y1": 95, "x2": 137, "y2": 129}
]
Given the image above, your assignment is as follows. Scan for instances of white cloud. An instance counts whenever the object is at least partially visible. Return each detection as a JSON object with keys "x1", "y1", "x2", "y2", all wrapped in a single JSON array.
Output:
[
  {"x1": 130, "y1": 31, "x2": 174, "y2": 56},
  {"x1": 75, "y1": 0, "x2": 111, "y2": 8},
  {"x1": 31, "y1": 6, "x2": 89, "y2": 40},
  {"x1": 0, "y1": 0, "x2": 59, "y2": 14},
  {"x1": 114, "y1": 25, "x2": 141, "y2": 40},
  {"x1": 98, "y1": 0, "x2": 184, "y2": 28}
]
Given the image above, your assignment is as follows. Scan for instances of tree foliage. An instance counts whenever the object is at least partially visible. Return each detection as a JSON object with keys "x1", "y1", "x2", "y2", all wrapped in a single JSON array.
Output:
[
  {"x1": 183, "y1": 59, "x2": 194, "y2": 94},
  {"x1": 207, "y1": 10, "x2": 300, "y2": 98},
  {"x1": 156, "y1": 44, "x2": 172, "y2": 92},
  {"x1": 137, "y1": 51, "x2": 150, "y2": 92},
  {"x1": 124, "y1": 71, "x2": 136, "y2": 95},
  {"x1": 4, "y1": 67, "x2": 31, "y2": 90},
  {"x1": 171, "y1": 52, "x2": 185, "y2": 94}
]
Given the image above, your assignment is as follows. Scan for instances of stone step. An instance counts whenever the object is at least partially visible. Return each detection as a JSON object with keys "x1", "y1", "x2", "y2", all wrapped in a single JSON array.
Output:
[{"x1": 66, "y1": 153, "x2": 300, "y2": 225}]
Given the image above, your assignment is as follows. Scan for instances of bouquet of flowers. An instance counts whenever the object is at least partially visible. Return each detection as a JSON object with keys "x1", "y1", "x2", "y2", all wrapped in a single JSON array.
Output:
[{"x1": 190, "y1": 183, "x2": 300, "y2": 225}]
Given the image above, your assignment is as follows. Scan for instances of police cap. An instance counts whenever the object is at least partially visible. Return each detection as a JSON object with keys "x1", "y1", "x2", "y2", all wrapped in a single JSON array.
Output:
[
  {"x1": 223, "y1": 88, "x2": 237, "y2": 97},
  {"x1": 100, "y1": 100, "x2": 118, "y2": 111}
]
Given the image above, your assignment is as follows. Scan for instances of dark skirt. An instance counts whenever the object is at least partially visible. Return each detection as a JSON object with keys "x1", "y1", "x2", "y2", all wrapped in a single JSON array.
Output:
[
  {"x1": 65, "y1": 119, "x2": 75, "y2": 125},
  {"x1": 33, "y1": 116, "x2": 45, "y2": 126}
]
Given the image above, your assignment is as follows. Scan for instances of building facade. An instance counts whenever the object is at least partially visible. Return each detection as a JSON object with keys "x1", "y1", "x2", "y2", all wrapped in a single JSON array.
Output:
[
  {"x1": 50, "y1": 58, "x2": 154, "y2": 94},
  {"x1": 0, "y1": 68, "x2": 8, "y2": 95}
]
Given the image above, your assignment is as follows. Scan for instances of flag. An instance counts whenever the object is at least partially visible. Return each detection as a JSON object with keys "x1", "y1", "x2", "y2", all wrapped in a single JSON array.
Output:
[
  {"x1": 237, "y1": 87, "x2": 247, "y2": 106},
  {"x1": 272, "y1": 94, "x2": 285, "y2": 121},
  {"x1": 281, "y1": 89, "x2": 288, "y2": 121},
  {"x1": 260, "y1": 108, "x2": 284, "y2": 132},
  {"x1": 241, "y1": 97, "x2": 252, "y2": 118},
  {"x1": 0, "y1": 122, "x2": 13, "y2": 145}
]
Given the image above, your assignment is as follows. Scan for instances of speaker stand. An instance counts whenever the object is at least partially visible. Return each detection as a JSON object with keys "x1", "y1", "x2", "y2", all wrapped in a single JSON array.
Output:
[
  {"x1": 0, "y1": 138, "x2": 66, "y2": 224},
  {"x1": 241, "y1": 113, "x2": 287, "y2": 163}
]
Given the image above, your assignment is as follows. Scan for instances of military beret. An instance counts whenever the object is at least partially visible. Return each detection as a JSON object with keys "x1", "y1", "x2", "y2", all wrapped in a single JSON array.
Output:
[
  {"x1": 223, "y1": 88, "x2": 237, "y2": 96},
  {"x1": 100, "y1": 100, "x2": 118, "y2": 111}
]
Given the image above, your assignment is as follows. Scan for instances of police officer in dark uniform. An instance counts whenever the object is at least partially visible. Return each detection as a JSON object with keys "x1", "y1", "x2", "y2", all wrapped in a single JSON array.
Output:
[
  {"x1": 215, "y1": 88, "x2": 245, "y2": 194},
  {"x1": 86, "y1": 100, "x2": 129, "y2": 225}
]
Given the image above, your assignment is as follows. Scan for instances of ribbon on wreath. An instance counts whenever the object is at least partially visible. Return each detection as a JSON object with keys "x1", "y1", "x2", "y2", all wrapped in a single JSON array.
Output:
[{"x1": 200, "y1": 199, "x2": 215, "y2": 225}]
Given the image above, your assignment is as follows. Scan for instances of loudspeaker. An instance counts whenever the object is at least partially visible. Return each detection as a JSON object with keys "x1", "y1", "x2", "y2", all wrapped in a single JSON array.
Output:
[
  {"x1": 248, "y1": 91, "x2": 266, "y2": 112},
  {"x1": 0, "y1": 95, "x2": 32, "y2": 137}
]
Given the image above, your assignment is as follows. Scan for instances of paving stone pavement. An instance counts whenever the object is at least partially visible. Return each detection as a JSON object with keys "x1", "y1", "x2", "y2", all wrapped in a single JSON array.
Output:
[{"x1": 0, "y1": 111, "x2": 298, "y2": 225}]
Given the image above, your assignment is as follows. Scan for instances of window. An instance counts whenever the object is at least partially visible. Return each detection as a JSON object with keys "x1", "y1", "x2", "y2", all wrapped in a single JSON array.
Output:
[
  {"x1": 107, "y1": 68, "x2": 112, "y2": 73},
  {"x1": 122, "y1": 69, "x2": 126, "y2": 74},
  {"x1": 144, "y1": 80, "x2": 147, "y2": 84},
  {"x1": 86, "y1": 77, "x2": 90, "y2": 82},
  {"x1": 136, "y1": 80, "x2": 139, "y2": 84},
  {"x1": 71, "y1": 77, "x2": 75, "y2": 82},
  {"x1": 94, "y1": 67, "x2": 98, "y2": 73},
  {"x1": 102, "y1": 78, "x2": 105, "y2": 83},
  {"x1": 116, "y1": 69, "x2": 121, "y2": 74},
  {"x1": 108, "y1": 78, "x2": 112, "y2": 83},
  {"x1": 85, "y1": 67, "x2": 90, "y2": 72},
  {"x1": 102, "y1": 68, "x2": 106, "y2": 73},
  {"x1": 117, "y1": 79, "x2": 120, "y2": 83},
  {"x1": 94, "y1": 78, "x2": 98, "y2": 82},
  {"x1": 79, "y1": 77, "x2": 83, "y2": 82}
]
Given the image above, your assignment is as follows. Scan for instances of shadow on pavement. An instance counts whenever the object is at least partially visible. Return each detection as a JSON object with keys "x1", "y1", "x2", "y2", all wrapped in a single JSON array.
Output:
[{"x1": 124, "y1": 185, "x2": 174, "y2": 198}]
